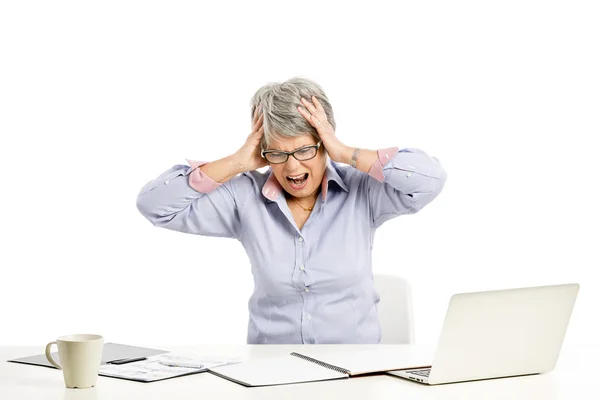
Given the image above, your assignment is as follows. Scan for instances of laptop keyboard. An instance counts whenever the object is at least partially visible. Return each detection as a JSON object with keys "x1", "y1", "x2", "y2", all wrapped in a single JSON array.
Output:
[{"x1": 407, "y1": 368, "x2": 431, "y2": 377}]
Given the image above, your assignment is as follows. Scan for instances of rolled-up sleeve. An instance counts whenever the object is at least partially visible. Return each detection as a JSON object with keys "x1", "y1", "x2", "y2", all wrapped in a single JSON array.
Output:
[
  {"x1": 136, "y1": 160, "x2": 250, "y2": 239},
  {"x1": 366, "y1": 147, "x2": 447, "y2": 228}
]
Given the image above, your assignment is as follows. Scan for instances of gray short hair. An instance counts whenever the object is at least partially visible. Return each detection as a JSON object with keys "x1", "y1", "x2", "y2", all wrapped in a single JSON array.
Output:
[{"x1": 250, "y1": 76, "x2": 336, "y2": 150}]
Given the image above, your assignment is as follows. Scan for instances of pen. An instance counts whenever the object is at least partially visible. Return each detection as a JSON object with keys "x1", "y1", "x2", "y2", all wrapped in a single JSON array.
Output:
[
  {"x1": 108, "y1": 357, "x2": 147, "y2": 365},
  {"x1": 158, "y1": 360, "x2": 204, "y2": 369}
]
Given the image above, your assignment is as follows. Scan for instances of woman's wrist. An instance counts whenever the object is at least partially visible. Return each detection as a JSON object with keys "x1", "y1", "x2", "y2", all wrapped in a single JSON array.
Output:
[
  {"x1": 339, "y1": 145, "x2": 356, "y2": 165},
  {"x1": 199, "y1": 154, "x2": 246, "y2": 183},
  {"x1": 341, "y1": 146, "x2": 379, "y2": 173},
  {"x1": 228, "y1": 152, "x2": 248, "y2": 173}
]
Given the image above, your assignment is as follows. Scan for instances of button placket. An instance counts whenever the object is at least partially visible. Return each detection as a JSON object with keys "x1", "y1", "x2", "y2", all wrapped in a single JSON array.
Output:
[
  {"x1": 296, "y1": 232, "x2": 315, "y2": 343},
  {"x1": 293, "y1": 234, "x2": 307, "y2": 288}
]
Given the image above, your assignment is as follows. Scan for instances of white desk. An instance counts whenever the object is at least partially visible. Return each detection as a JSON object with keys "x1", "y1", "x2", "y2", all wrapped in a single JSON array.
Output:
[{"x1": 1, "y1": 343, "x2": 596, "y2": 399}]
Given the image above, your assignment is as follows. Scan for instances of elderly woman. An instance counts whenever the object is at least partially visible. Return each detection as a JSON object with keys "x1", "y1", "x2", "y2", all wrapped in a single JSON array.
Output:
[{"x1": 136, "y1": 77, "x2": 447, "y2": 344}]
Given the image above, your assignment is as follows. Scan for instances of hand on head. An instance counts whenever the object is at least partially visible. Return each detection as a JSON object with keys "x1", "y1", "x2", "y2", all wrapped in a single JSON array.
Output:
[
  {"x1": 234, "y1": 105, "x2": 268, "y2": 172},
  {"x1": 297, "y1": 96, "x2": 348, "y2": 164}
]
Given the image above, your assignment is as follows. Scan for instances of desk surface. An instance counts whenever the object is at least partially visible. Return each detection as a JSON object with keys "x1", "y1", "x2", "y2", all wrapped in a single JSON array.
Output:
[{"x1": 1, "y1": 343, "x2": 596, "y2": 399}]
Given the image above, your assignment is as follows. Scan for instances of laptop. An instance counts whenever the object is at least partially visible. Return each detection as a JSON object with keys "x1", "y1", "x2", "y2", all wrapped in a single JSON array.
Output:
[{"x1": 388, "y1": 283, "x2": 579, "y2": 385}]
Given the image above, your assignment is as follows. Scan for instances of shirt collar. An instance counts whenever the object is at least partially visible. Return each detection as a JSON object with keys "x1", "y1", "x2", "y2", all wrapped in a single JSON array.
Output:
[{"x1": 261, "y1": 159, "x2": 349, "y2": 202}]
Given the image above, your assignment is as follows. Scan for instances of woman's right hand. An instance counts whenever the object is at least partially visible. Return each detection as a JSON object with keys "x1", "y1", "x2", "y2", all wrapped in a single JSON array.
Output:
[{"x1": 233, "y1": 105, "x2": 268, "y2": 172}]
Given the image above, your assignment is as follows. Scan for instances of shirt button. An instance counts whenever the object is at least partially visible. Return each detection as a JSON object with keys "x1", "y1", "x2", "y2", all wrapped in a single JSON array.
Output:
[
  {"x1": 299, "y1": 265, "x2": 305, "y2": 271},
  {"x1": 304, "y1": 287, "x2": 310, "y2": 293},
  {"x1": 304, "y1": 313, "x2": 312, "y2": 320},
  {"x1": 164, "y1": 180, "x2": 170, "y2": 185},
  {"x1": 298, "y1": 237, "x2": 304, "y2": 243},
  {"x1": 406, "y1": 172, "x2": 412, "y2": 177}
]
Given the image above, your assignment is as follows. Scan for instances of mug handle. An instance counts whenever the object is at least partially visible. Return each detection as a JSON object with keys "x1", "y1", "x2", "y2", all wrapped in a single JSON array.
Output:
[{"x1": 45, "y1": 341, "x2": 62, "y2": 369}]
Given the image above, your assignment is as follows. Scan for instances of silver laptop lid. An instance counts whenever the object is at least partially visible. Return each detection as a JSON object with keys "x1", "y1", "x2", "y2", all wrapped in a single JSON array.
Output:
[{"x1": 428, "y1": 283, "x2": 579, "y2": 385}]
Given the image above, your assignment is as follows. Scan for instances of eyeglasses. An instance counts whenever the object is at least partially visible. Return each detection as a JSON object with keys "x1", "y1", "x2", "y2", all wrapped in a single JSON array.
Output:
[{"x1": 261, "y1": 141, "x2": 322, "y2": 164}]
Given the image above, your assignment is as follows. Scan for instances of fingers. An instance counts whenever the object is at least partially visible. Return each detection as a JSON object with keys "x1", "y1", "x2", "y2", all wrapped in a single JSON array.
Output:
[
  {"x1": 300, "y1": 97, "x2": 318, "y2": 114},
  {"x1": 248, "y1": 123, "x2": 264, "y2": 141},
  {"x1": 298, "y1": 96, "x2": 326, "y2": 127},
  {"x1": 297, "y1": 105, "x2": 320, "y2": 127},
  {"x1": 311, "y1": 96, "x2": 324, "y2": 111},
  {"x1": 252, "y1": 104, "x2": 262, "y2": 126},
  {"x1": 296, "y1": 105, "x2": 313, "y2": 123},
  {"x1": 249, "y1": 125, "x2": 264, "y2": 147},
  {"x1": 252, "y1": 114, "x2": 264, "y2": 131},
  {"x1": 248, "y1": 106, "x2": 264, "y2": 143},
  {"x1": 250, "y1": 113, "x2": 264, "y2": 135},
  {"x1": 256, "y1": 124, "x2": 264, "y2": 137}
]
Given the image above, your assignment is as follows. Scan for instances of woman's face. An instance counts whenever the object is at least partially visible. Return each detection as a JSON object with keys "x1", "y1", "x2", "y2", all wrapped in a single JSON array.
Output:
[{"x1": 266, "y1": 134, "x2": 327, "y2": 200}]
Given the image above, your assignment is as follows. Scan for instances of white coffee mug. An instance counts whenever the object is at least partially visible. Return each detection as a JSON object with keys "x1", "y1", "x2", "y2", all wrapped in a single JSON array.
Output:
[{"x1": 45, "y1": 334, "x2": 104, "y2": 389}]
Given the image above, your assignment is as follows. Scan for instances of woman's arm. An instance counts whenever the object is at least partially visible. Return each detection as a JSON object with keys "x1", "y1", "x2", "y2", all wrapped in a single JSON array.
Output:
[
  {"x1": 137, "y1": 105, "x2": 267, "y2": 238},
  {"x1": 353, "y1": 147, "x2": 447, "y2": 228},
  {"x1": 297, "y1": 96, "x2": 446, "y2": 228},
  {"x1": 135, "y1": 157, "x2": 253, "y2": 239}
]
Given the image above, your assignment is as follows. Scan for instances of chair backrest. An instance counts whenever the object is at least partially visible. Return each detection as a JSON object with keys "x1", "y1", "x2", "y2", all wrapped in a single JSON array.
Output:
[{"x1": 373, "y1": 274, "x2": 415, "y2": 344}]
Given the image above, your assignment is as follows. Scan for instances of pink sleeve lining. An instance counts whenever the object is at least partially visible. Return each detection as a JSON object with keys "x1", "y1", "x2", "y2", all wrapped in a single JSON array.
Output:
[
  {"x1": 367, "y1": 147, "x2": 399, "y2": 182},
  {"x1": 186, "y1": 159, "x2": 223, "y2": 193}
]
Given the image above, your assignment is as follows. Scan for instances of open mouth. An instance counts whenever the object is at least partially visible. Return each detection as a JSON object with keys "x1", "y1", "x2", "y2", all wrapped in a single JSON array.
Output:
[{"x1": 286, "y1": 173, "x2": 309, "y2": 188}]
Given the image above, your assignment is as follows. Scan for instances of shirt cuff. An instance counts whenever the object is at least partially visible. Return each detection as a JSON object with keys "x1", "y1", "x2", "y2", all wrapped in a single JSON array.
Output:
[
  {"x1": 367, "y1": 147, "x2": 399, "y2": 182},
  {"x1": 186, "y1": 159, "x2": 223, "y2": 193}
]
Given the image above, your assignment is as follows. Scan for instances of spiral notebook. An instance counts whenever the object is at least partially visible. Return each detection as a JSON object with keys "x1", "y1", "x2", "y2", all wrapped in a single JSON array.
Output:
[{"x1": 209, "y1": 346, "x2": 431, "y2": 387}]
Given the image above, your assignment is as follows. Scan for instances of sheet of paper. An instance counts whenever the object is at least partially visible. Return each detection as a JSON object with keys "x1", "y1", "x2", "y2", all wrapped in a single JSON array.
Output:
[
  {"x1": 209, "y1": 354, "x2": 348, "y2": 387},
  {"x1": 98, "y1": 353, "x2": 241, "y2": 382}
]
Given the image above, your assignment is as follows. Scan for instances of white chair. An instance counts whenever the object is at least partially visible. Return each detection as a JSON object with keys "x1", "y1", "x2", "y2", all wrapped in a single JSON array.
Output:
[{"x1": 373, "y1": 274, "x2": 415, "y2": 344}]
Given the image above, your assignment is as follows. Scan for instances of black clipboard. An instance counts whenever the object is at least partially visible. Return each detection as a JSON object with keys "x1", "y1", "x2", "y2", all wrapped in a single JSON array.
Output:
[
  {"x1": 6, "y1": 342, "x2": 198, "y2": 382},
  {"x1": 8, "y1": 342, "x2": 167, "y2": 368}
]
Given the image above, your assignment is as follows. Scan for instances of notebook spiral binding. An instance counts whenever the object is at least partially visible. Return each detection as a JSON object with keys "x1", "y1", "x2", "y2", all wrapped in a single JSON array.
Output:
[{"x1": 290, "y1": 352, "x2": 351, "y2": 375}]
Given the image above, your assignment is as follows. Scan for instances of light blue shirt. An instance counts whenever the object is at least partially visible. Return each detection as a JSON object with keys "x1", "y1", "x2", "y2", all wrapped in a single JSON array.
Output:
[{"x1": 136, "y1": 148, "x2": 447, "y2": 344}]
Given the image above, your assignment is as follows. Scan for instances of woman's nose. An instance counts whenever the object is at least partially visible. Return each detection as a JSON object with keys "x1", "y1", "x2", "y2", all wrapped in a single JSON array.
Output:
[{"x1": 285, "y1": 155, "x2": 302, "y2": 169}]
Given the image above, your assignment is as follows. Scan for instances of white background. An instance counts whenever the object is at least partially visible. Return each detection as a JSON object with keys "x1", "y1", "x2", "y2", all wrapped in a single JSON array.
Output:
[{"x1": 1, "y1": 0, "x2": 598, "y2": 354}]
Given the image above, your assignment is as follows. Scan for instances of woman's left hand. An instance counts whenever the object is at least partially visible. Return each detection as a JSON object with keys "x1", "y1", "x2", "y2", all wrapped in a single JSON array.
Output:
[{"x1": 297, "y1": 96, "x2": 349, "y2": 163}]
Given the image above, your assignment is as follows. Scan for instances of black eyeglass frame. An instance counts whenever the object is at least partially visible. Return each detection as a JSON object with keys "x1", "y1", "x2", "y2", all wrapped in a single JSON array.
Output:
[{"x1": 261, "y1": 141, "x2": 322, "y2": 164}]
